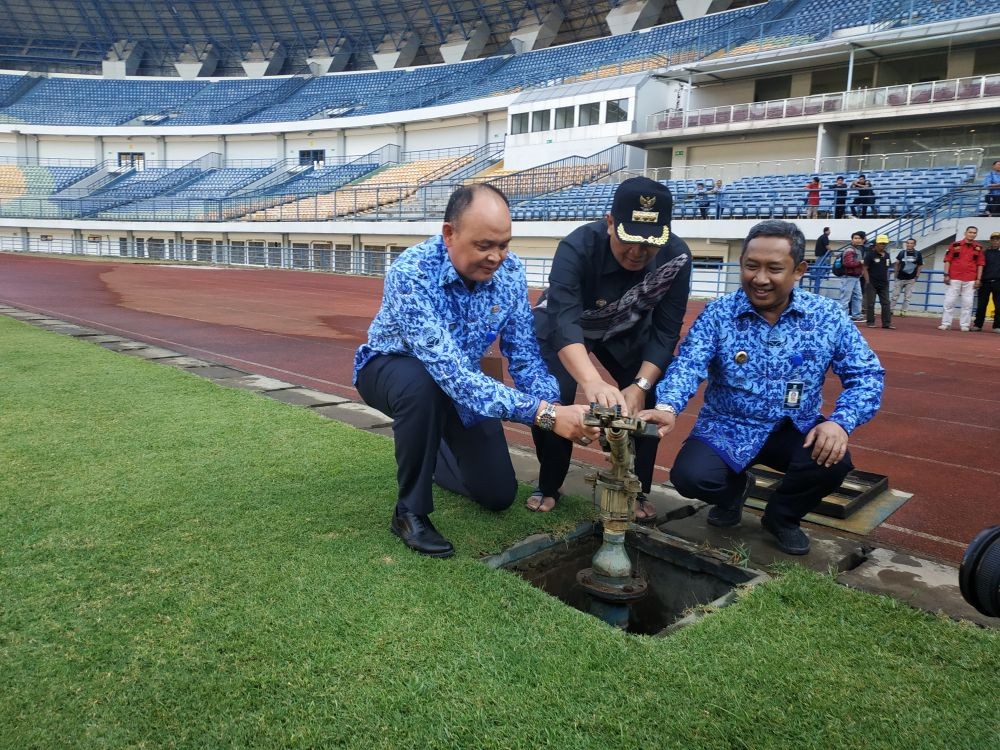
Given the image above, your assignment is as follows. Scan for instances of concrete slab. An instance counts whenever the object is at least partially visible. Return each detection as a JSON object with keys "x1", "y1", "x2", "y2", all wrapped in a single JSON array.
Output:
[
  {"x1": 217, "y1": 373, "x2": 296, "y2": 391},
  {"x1": 77, "y1": 335, "x2": 128, "y2": 344},
  {"x1": 312, "y1": 402, "x2": 392, "y2": 430},
  {"x1": 155, "y1": 356, "x2": 215, "y2": 368},
  {"x1": 45, "y1": 324, "x2": 104, "y2": 336},
  {"x1": 3, "y1": 312, "x2": 47, "y2": 320},
  {"x1": 746, "y1": 487, "x2": 912, "y2": 535},
  {"x1": 265, "y1": 388, "x2": 350, "y2": 407},
  {"x1": 32, "y1": 318, "x2": 72, "y2": 326},
  {"x1": 194, "y1": 366, "x2": 250, "y2": 380},
  {"x1": 656, "y1": 495, "x2": 866, "y2": 575},
  {"x1": 98, "y1": 340, "x2": 152, "y2": 352},
  {"x1": 121, "y1": 346, "x2": 185, "y2": 360},
  {"x1": 838, "y1": 547, "x2": 996, "y2": 628}
]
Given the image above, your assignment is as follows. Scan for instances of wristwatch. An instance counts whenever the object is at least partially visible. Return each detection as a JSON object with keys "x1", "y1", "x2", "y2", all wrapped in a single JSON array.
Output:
[
  {"x1": 654, "y1": 403, "x2": 677, "y2": 415},
  {"x1": 633, "y1": 376, "x2": 652, "y2": 392},
  {"x1": 534, "y1": 403, "x2": 557, "y2": 431}
]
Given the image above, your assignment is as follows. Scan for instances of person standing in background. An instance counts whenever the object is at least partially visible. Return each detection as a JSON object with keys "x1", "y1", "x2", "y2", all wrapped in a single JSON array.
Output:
[
  {"x1": 803, "y1": 176, "x2": 821, "y2": 219},
  {"x1": 972, "y1": 231, "x2": 1000, "y2": 332},
  {"x1": 891, "y1": 238, "x2": 923, "y2": 317},
  {"x1": 863, "y1": 234, "x2": 894, "y2": 329},
  {"x1": 832, "y1": 176, "x2": 849, "y2": 219},
  {"x1": 850, "y1": 175, "x2": 876, "y2": 219},
  {"x1": 838, "y1": 231, "x2": 865, "y2": 321},
  {"x1": 939, "y1": 226, "x2": 984, "y2": 332}
]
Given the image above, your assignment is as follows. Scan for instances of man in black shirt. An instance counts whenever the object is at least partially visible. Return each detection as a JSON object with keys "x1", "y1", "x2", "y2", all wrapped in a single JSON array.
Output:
[
  {"x1": 811, "y1": 226, "x2": 831, "y2": 293},
  {"x1": 530, "y1": 177, "x2": 692, "y2": 518},
  {"x1": 972, "y1": 231, "x2": 1000, "y2": 332},
  {"x1": 864, "y1": 234, "x2": 894, "y2": 329},
  {"x1": 815, "y1": 226, "x2": 831, "y2": 258},
  {"x1": 832, "y1": 176, "x2": 849, "y2": 220}
]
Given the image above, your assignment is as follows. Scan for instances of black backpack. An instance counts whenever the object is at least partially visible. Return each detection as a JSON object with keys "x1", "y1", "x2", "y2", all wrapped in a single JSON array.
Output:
[{"x1": 832, "y1": 253, "x2": 845, "y2": 277}]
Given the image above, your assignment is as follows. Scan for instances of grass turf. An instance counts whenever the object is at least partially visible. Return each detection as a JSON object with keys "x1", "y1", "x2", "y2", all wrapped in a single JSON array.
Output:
[{"x1": 1, "y1": 315, "x2": 998, "y2": 749}]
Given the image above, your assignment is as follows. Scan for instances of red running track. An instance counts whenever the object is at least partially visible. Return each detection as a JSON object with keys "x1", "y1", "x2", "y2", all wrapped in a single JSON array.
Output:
[{"x1": 3, "y1": 253, "x2": 998, "y2": 563}]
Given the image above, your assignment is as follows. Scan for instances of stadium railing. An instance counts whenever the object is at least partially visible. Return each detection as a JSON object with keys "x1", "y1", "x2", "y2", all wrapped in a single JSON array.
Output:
[
  {"x1": 646, "y1": 74, "x2": 1000, "y2": 133},
  {"x1": 626, "y1": 148, "x2": 984, "y2": 183}
]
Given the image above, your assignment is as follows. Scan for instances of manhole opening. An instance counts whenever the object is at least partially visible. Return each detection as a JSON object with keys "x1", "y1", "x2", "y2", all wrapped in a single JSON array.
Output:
[{"x1": 501, "y1": 526, "x2": 768, "y2": 636}]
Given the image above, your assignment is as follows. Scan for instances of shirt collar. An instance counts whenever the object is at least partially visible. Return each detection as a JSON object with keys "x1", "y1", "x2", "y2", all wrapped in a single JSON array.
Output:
[
  {"x1": 733, "y1": 288, "x2": 807, "y2": 321},
  {"x1": 434, "y1": 234, "x2": 497, "y2": 293}
]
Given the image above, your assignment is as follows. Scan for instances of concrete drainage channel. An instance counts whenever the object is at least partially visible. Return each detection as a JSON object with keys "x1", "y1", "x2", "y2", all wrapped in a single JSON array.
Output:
[
  {"x1": 484, "y1": 522, "x2": 769, "y2": 636},
  {"x1": 2, "y1": 304, "x2": 995, "y2": 630}
]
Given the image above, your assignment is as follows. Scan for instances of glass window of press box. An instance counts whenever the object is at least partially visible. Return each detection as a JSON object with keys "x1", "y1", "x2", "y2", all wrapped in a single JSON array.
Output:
[
  {"x1": 531, "y1": 109, "x2": 551, "y2": 132},
  {"x1": 606, "y1": 98, "x2": 629, "y2": 123},
  {"x1": 554, "y1": 106, "x2": 575, "y2": 129},
  {"x1": 579, "y1": 101, "x2": 600, "y2": 126}
]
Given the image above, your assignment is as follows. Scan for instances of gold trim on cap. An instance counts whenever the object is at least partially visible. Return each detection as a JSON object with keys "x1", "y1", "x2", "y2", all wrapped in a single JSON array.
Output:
[{"x1": 616, "y1": 223, "x2": 670, "y2": 246}]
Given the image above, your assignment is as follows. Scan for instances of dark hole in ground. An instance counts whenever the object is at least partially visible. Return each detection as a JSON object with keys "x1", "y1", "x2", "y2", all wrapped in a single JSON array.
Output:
[{"x1": 503, "y1": 527, "x2": 767, "y2": 635}]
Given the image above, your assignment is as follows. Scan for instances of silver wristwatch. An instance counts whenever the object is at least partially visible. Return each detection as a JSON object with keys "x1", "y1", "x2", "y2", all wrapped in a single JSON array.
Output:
[
  {"x1": 654, "y1": 403, "x2": 677, "y2": 415},
  {"x1": 633, "y1": 376, "x2": 652, "y2": 392},
  {"x1": 535, "y1": 403, "x2": 557, "y2": 431}
]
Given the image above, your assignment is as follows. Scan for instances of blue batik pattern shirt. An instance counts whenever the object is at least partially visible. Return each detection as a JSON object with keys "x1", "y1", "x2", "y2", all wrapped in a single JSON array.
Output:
[
  {"x1": 354, "y1": 234, "x2": 559, "y2": 426},
  {"x1": 655, "y1": 288, "x2": 884, "y2": 471}
]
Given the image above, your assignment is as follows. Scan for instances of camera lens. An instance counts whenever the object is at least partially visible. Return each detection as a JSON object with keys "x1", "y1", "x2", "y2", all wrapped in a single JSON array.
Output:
[{"x1": 959, "y1": 525, "x2": 1000, "y2": 617}]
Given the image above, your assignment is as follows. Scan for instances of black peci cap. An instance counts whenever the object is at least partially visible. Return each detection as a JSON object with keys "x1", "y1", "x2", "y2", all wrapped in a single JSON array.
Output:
[{"x1": 610, "y1": 176, "x2": 673, "y2": 246}]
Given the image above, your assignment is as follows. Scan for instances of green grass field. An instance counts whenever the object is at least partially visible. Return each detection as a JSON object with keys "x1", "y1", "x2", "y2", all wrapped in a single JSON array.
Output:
[{"x1": 2, "y1": 315, "x2": 998, "y2": 749}]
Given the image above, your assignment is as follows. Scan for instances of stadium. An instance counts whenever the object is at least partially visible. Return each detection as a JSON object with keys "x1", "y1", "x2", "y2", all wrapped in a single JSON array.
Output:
[
  {"x1": 0, "y1": 0, "x2": 996, "y2": 278},
  {"x1": 1, "y1": 1, "x2": 999, "y2": 747}
]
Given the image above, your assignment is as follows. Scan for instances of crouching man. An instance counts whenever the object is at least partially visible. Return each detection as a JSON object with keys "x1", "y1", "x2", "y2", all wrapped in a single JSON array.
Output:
[
  {"x1": 639, "y1": 220, "x2": 884, "y2": 555},
  {"x1": 354, "y1": 184, "x2": 598, "y2": 559}
]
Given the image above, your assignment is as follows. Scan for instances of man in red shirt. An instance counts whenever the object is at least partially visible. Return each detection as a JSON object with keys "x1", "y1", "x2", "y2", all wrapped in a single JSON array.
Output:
[
  {"x1": 939, "y1": 226, "x2": 984, "y2": 332},
  {"x1": 803, "y1": 176, "x2": 821, "y2": 219}
]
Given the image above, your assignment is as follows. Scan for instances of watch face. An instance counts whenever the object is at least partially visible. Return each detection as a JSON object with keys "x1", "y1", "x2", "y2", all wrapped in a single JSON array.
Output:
[{"x1": 537, "y1": 405, "x2": 557, "y2": 431}]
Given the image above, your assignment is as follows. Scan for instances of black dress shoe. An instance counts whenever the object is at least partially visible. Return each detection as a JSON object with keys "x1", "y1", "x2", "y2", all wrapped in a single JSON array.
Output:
[
  {"x1": 390, "y1": 509, "x2": 455, "y2": 558},
  {"x1": 707, "y1": 473, "x2": 755, "y2": 528},
  {"x1": 760, "y1": 515, "x2": 810, "y2": 555}
]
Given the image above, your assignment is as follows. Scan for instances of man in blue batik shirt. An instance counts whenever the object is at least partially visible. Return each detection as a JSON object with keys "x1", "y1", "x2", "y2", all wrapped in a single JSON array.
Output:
[
  {"x1": 984, "y1": 160, "x2": 1000, "y2": 217},
  {"x1": 640, "y1": 220, "x2": 884, "y2": 555},
  {"x1": 354, "y1": 184, "x2": 597, "y2": 559}
]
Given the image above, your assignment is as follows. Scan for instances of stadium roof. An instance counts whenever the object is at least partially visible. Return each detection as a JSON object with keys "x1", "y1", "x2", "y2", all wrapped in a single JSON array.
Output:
[{"x1": 0, "y1": 0, "x2": 763, "y2": 76}]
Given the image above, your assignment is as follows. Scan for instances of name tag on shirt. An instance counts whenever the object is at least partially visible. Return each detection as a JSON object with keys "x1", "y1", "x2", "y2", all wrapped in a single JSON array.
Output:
[{"x1": 784, "y1": 381, "x2": 804, "y2": 409}]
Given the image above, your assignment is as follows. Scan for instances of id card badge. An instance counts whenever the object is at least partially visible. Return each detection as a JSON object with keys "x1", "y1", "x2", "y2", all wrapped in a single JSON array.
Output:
[{"x1": 784, "y1": 381, "x2": 804, "y2": 409}]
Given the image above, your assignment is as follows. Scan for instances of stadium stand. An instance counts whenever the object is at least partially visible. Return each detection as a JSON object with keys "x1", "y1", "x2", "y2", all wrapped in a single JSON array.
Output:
[
  {"x1": 0, "y1": 0, "x2": 996, "y2": 273},
  {"x1": 0, "y1": 163, "x2": 96, "y2": 197},
  {"x1": 0, "y1": 2, "x2": 996, "y2": 127},
  {"x1": 509, "y1": 167, "x2": 979, "y2": 221},
  {"x1": 242, "y1": 155, "x2": 475, "y2": 221}
]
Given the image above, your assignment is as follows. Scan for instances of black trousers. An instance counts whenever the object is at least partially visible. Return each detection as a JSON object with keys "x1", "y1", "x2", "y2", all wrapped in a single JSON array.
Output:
[
  {"x1": 974, "y1": 278, "x2": 1000, "y2": 329},
  {"x1": 355, "y1": 354, "x2": 516, "y2": 516},
  {"x1": 864, "y1": 282, "x2": 892, "y2": 326},
  {"x1": 834, "y1": 200, "x2": 846, "y2": 220},
  {"x1": 670, "y1": 419, "x2": 853, "y2": 527},
  {"x1": 531, "y1": 344, "x2": 659, "y2": 497},
  {"x1": 851, "y1": 198, "x2": 876, "y2": 218}
]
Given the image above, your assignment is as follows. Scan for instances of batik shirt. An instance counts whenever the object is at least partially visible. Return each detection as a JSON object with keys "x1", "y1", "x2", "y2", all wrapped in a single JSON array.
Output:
[
  {"x1": 655, "y1": 288, "x2": 884, "y2": 471},
  {"x1": 354, "y1": 234, "x2": 559, "y2": 426}
]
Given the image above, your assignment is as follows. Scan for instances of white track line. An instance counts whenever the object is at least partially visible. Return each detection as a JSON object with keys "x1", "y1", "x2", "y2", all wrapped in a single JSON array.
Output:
[{"x1": 879, "y1": 524, "x2": 967, "y2": 549}]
